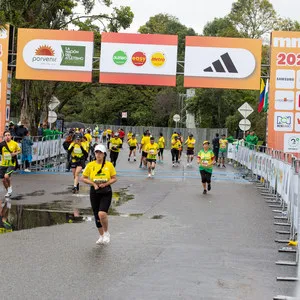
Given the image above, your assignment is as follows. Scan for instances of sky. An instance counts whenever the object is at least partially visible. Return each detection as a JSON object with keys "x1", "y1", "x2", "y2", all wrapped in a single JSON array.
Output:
[{"x1": 80, "y1": 0, "x2": 300, "y2": 34}]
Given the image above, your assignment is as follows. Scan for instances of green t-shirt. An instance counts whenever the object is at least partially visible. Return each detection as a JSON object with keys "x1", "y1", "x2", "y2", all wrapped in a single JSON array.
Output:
[{"x1": 198, "y1": 149, "x2": 215, "y2": 173}]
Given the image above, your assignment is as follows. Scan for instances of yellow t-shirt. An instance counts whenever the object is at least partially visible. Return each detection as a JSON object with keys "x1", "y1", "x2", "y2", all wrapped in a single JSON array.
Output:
[
  {"x1": 158, "y1": 137, "x2": 165, "y2": 149},
  {"x1": 109, "y1": 138, "x2": 122, "y2": 152},
  {"x1": 219, "y1": 139, "x2": 228, "y2": 151},
  {"x1": 171, "y1": 133, "x2": 178, "y2": 140},
  {"x1": 129, "y1": 138, "x2": 138, "y2": 147},
  {"x1": 0, "y1": 140, "x2": 21, "y2": 167},
  {"x1": 185, "y1": 138, "x2": 196, "y2": 148},
  {"x1": 145, "y1": 143, "x2": 159, "y2": 159},
  {"x1": 83, "y1": 160, "x2": 116, "y2": 184},
  {"x1": 127, "y1": 132, "x2": 133, "y2": 140},
  {"x1": 171, "y1": 139, "x2": 181, "y2": 150},
  {"x1": 68, "y1": 142, "x2": 87, "y2": 161},
  {"x1": 141, "y1": 136, "x2": 150, "y2": 151},
  {"x1": 82, "y1": 140, "x2": 90, "y2": 151},
  {"x1": 84, "y1": 133, "x2": 92, "y2": 143},
  {"x1": 106, "y1": 129, "x2": 112, "y2": 135}
]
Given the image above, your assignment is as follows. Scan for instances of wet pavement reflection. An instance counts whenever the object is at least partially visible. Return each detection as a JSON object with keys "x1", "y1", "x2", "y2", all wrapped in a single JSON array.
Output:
[{"x1": 0, "y1": 188, "x2": 134, "y2": 234}]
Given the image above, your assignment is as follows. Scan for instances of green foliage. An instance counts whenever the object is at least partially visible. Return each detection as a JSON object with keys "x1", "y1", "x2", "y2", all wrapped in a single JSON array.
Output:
[
  {"x1": 203, "y1": 17, "x2": 241, "y2": 38},
  {"x1": 229, "y1": 0, "x2": 278, "y2": 38}
]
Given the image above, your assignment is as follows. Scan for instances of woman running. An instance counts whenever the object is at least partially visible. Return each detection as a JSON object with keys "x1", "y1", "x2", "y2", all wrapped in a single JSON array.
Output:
[
  {"x1": 128, "y1": 134, "x2": 138, "y2": 162},
  {"x1": 68, "y1": 135, "x2": 88, "y2": 193},
  {"x1": 197, "y1": 141, "x2": 215, "y2": 194},
  {"x1": 82, "y1": 144, "x2": 117, "y2": 245},
  {"x1": 158, "y1": 133, "x2": 165, "y2": 163}
]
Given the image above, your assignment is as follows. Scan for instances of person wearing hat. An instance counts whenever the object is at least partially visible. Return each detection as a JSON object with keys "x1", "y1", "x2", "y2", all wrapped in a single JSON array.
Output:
[
  {"x1": 109, "y1": 132, "x2": 122, "y2": 167},
  {"x1": 197, "y1": 141, "x2": 215, "y2": 194},
  {"x1": 144, "y1": 136, "x2": 159, "y2": 177},
  {"x1": 171, "y1": 135, "x2": 182, "y2": 167},
  {"x1": 82, "y1": 144, "x2": 117, "y2": 245},
  {"x1": 184, "y1": 134, "x2": 196, "y2": 167},
  {"x1": 68, "y1": 135, "x2": 88, "y2": 193}
]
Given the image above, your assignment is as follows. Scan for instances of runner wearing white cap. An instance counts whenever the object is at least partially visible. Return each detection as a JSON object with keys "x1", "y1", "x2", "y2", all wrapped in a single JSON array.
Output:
[{"x1": 82, "y1": 144, "x2": 117, "y2": 245}]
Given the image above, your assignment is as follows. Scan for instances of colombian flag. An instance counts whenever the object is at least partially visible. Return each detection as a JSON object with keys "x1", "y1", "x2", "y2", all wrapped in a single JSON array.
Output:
[{"x1": 258, "y1": 78, "x2": 265, "y2": 113}]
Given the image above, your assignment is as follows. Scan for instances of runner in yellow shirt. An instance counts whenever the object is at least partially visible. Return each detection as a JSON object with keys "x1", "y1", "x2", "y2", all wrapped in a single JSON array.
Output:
[
  {"x1": 171, "y1": 136, "x2": 181, "y2": 167},
  {"x1": 139, "y1": 131, "x2": 150, "y2": 168},
  {"x1": 184, "y1": 134, "x2": 196, "y2": 167},
  {"x1": 109, "y1": 133, "x2": 122, "y2": 167},
  {"x1": 68, "y1": 135, "x2": 88, "y2": 193},
  {"x1": 157, "y1": 133, "x2": 165, "y2": 163},
  {"x1": 81, "y1": 144, "x2": 117, "y2": 245},
  {"x1": 0, "y1": 131, "x2": 21, "y2": 197},
  {"x1": 145, "y1": 137, "x2": 159, "y2": 178},
  {"x1": 128, "y1": 134, "x2": 138, "y2": 162},
  {"x1": 127, "y1": 131, "x2": 133, "y2": 142}
]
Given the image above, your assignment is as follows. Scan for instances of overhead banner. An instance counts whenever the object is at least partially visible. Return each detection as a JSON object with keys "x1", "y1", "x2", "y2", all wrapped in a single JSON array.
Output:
[
  {"x1": 184, "y1": 36, "x2": 262, "y2": 90},
  {"x1": 16, "y1": 29, "x2": 94, "y2": 82},
  {"x1": 0, "y1": 25, "x2": 9, "y2": 136},
  {"x1": 99, "y1": 33, "x2": 178, "y2": 86},
  {"x1": 267, "y1": 31, "x2": 300, "y2": 153}
]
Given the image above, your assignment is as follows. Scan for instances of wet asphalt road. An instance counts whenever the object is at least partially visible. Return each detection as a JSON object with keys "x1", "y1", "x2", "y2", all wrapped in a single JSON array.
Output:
[{"x1": 0, "y1": 148, "x2": 297, "y2": 299}]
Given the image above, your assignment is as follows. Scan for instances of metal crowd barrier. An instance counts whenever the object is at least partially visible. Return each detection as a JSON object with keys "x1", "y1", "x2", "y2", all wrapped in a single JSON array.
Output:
[
  {"x1": 0, "y1": 135, "x2": 67, "y2": 172},
  {"x1": 228, "y1": 143, "x2": 300, "y2": 299}
]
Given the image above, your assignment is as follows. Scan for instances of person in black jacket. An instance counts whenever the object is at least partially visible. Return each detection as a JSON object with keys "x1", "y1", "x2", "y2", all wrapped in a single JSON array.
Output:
[{"x1": 212, "y1": 133, "x2": 220, "y2": 166}]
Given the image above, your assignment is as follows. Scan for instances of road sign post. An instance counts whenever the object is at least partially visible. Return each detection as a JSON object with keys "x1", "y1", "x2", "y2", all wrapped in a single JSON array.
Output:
[
  {"x1": 173, "y1": 114, "x2": 180, "y2": 128},
  {"x1": 238, "y1": 102, "x2": 254, "y2": 138}
]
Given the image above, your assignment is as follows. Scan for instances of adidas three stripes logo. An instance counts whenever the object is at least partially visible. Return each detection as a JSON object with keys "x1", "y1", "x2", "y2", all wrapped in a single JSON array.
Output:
[{"x1": 203, "y1": 52, "x2": 238, "y2": 73}]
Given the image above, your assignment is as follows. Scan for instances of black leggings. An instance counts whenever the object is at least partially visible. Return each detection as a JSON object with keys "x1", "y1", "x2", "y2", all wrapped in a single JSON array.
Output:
[
  {"x1": 158, "y1": 148, "x2": 164, "y2": 156},
  {"x1": 200, "y1": 170, "x2": 212, "y2": 183},
  {"x1": 90, "y1": 187, "x2": 112, "y2": 228},
  {"x1": 110, "y1": 151, "x2": 119, "y2": 167},
  {"x1": 171, "y1": 149, "x2": 179, "y2": 163}
]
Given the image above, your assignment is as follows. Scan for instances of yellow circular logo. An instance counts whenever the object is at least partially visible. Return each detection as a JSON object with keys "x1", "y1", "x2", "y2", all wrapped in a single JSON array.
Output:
[{"x1": 151, "y1": 52, "x2": 166, "y2": 67}]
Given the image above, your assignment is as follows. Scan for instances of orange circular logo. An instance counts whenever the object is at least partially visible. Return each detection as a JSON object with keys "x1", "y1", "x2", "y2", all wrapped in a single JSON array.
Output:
[
  {"x1": 151, "y1": 52, "x2": 166, "y2": 67},
  {"x1": 132, "y1": 52, "x2": 146, "y2": 66}
]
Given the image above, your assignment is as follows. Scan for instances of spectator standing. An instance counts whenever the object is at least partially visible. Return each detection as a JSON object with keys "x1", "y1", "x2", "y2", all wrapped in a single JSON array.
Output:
[
  {"x1": 212, "y1": 133, "x2": 220, "y2": 167},
  {"x1": 22, "y1": 131, "x2": 33, "y2": 172}
]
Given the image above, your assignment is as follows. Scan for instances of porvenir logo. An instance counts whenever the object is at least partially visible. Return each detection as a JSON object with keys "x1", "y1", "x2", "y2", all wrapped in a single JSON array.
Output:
[
  {"x1": 151, "y1": 52, "x2": 166, "y2": 67},
  {"x1": 113, "y1": 50, "x2": 127, "y2": 65},
  {"x1": 32, "y1": 45, "x2": 57, "y2": 62}
]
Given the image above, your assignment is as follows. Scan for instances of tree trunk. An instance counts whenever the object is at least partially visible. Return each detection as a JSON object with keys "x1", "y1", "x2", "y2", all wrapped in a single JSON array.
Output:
[{"x1": 20, "y1": 80, "x2": 58, "y2": 136}]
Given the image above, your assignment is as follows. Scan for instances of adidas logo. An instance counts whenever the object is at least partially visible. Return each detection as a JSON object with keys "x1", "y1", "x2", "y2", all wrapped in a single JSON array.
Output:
[{"x1": 204, "y1": 52, "x2": 238, "y2": 73}]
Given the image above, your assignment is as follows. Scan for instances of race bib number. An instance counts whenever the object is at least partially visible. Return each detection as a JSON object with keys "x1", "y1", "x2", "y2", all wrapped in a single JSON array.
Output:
[
  {"x1": 202, "y1": 160, "x2": 208, "y2": 166},
  {"x1": 3, "y1": 153, "x2": 12, "y2": 161},
  {"x1": 74, "y1": 148, "x2": 82, "y2": 154}
]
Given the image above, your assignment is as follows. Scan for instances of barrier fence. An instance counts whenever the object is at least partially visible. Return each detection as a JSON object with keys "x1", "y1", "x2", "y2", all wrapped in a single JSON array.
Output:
[
  {"x1": 0, "y1": 136, "x2": 67, "y2": 172},
  {"x1": 228, "y1": 143, "x2": 300, "y2": 299}
]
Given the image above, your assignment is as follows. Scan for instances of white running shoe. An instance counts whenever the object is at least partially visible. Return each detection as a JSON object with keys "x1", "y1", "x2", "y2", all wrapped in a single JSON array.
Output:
[
  {"x1": 24, "y1": 169, "x2": 31, "y2": 172},
  {"x1": 151, "y1": 169, "x2": 155, "y2": 176},
  {"x1": 96, "y1": 235, "x2": 104, "y2": 245},
  {"x1": 148, "y1": 173, "x2": 152, "y2": 178},
  {"x1": 172, "y1": 163, "x2": 175, "y2": 167},
  {"x1": 5, "y1": 187, "x2": 12, "y2": 197},
  {"x1": 102, "y1": 231, "x2": 110, "y2": 244}
]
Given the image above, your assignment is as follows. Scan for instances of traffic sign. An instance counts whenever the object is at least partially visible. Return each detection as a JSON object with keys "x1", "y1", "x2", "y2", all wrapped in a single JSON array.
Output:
[
  {"x1": 239, "y1": 118, "x2": 251, "y2": 131},
  {"x1": 238, "y1": 102, "x2": 254, "y2": 119},
  {"x1": 48, "y1": 111, "x2": 57, "y2": 124},
  {"x1": 173, "y1": 114, "x2": 180, "y2": 122},
  {"x1": 48, "y1": 96, "x2": 60, "y2": 111}
]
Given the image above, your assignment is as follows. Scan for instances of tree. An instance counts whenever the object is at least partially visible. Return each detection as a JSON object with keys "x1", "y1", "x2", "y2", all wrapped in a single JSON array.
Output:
[
  {"x1": 229, "y1": 0, "x2": 277, "y2": 38},
  {"x1": 0, "y1": 0, "x2": 133, "y2": 134},
  {"x1": 203, "y1": 17, "x2": 241, "y2": 38}
]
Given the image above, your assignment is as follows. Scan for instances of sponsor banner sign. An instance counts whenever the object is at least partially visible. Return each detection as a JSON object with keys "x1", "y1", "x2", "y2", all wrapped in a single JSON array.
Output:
[
  {"x1": 268, "y1": 31, "x2": 300, "y2": 153},
  {"x1": 16, "y1": 29, "x2": 94, "y2": 82},
  {"x1": 184, "y1": 36, "x2": 262, "y2": 90},
  {"x1": 0, "y1": 25, "x2": 9, "y2": 136},
  {"x1": 99, "y1": 33, "x2": 178, "y2": 86}
]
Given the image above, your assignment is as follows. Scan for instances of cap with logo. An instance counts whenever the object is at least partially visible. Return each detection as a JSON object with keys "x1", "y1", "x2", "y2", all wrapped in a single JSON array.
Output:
[{"x1": 203, "y1": 140, "x2": 210, "y2": 145}]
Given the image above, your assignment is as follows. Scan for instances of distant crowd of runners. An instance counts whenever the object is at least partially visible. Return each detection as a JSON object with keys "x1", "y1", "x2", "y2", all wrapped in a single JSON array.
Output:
[{"x1": 1, "y1": 127, "x2": 236, "y2": 243}]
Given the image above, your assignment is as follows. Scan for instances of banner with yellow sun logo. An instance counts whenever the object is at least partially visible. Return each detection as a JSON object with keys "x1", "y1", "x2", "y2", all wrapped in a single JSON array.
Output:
[{"x1": 16, "y1": 28, "x2": 94, "y2": 82}]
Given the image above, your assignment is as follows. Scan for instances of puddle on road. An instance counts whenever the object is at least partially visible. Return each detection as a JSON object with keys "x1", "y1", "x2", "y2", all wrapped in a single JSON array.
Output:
[
  {"x1": 0, "y1": 188, "x2": 135, "y2": 233},
  {"x1": 151, "y1": 215, "x2": 165, "y2": 219}
]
